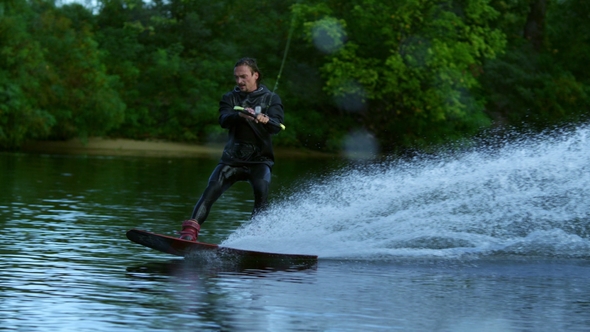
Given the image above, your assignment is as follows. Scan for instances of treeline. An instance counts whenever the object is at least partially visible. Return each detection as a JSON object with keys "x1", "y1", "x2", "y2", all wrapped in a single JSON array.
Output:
[{"x1": 1, "y1": 0, "x2": 588, "y2": 153}]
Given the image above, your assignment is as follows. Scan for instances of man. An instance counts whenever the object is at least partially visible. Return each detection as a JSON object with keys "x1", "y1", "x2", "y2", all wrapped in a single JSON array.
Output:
[{"x1": 178, "y1": 57, "x2": 284, "y2": 241}]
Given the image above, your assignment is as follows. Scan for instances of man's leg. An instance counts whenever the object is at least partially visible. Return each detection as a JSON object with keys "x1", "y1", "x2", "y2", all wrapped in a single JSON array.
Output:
[
  {"x1": 180, "y1": 164, "x2": 246, "y2": 241},
  {"x1": 191, "y1": 164, "x2": 247, "y2": 223},
  {"x1": 248, "y1": 164, "x2": 272, "y2": 218}
]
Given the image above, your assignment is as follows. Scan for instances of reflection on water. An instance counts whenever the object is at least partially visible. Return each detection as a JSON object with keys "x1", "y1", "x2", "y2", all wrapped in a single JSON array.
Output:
[
  {"x1": 2, "y1": 125, "x2": 590, "y2": 331},
  {"x1": 0, "y1": 152, "x2": 335, "y2": 331}
]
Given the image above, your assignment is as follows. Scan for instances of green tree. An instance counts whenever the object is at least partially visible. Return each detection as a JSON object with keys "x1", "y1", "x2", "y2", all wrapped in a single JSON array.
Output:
[
  {"x1": 35, "y1": 1, "x2": 125, "y2": 140},
  {"x1": 0, "y1": 0, "x2": 55, "y2": 148},
  {"x1": 95, "y1": 0, "x2": 227, "y2": 142},
  {"x1": 548, "y1": 0, "x2": 590, "y2": 84},
  {"x1": 95, "y1": 0, "x2": 304, "y2": 144},
  {"x1": 0, "y1": 0, "x2": 125, "y2": 148},
  {"x1": 481, "y1": 0, "x2": 590, "y2": 130},
  {"x1": 6, "y1": 0, "x2": 586, "y2": 153},
  {"x1": 294, "y1": 0, "x2": 506, "y2": 152}
]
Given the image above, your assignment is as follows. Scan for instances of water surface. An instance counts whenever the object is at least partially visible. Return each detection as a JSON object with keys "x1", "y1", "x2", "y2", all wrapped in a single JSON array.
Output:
[{"x1": 2, "y1": 126, "x2": 590, "y2": 331}]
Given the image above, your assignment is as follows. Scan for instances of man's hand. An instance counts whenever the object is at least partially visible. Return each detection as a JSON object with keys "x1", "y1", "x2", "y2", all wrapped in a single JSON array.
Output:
[
  {"x1": 238, "y1": 107, "x2": 269, "y2": 124},
  {"x1": 238, "y1": 107, "x2": 256, "y2": 120},
  {"x1": 256, "y1": 113, "x2": 270, "y2": 124}
]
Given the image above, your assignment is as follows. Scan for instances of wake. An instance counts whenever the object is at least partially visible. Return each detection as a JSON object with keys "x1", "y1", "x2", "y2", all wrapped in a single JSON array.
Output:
[{"x1": 223, "y1": 124, "x2": 590, "y2": 259}]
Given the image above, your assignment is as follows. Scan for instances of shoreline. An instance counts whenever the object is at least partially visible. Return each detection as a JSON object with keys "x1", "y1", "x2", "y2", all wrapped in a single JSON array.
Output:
[{"x1": 18, "y1": 137, "x2": 335, "y2": 159}]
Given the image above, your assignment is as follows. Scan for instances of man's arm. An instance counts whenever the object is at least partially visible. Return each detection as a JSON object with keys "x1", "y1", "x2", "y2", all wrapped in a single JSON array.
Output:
[
  {"x1": 264, "y1": 93, "x2": 284, "y2": 134},
  {"x1": 219, "y1": 93, "x2": 241, "y2": 129}
]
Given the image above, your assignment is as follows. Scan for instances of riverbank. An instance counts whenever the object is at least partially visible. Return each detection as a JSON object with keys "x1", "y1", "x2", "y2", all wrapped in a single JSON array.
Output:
[{"x1": 19, "y1": 137, "x2": 335, "y2": 159}]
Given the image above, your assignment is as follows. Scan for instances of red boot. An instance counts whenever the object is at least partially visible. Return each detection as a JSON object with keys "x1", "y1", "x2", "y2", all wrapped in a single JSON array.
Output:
[{"x1": 179, "y1": 219, "x2": 200, "y2": 241}]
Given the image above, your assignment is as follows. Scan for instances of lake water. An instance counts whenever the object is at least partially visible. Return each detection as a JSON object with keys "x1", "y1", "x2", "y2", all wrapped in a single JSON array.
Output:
[{"x1": 2, "y1": 125, "x2": 590, "y2": 331}]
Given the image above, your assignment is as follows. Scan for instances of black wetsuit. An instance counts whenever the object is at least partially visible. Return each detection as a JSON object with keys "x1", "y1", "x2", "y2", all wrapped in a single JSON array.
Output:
[{"x1": 191, "y1": 85, "x2": 284, "y2": 224}]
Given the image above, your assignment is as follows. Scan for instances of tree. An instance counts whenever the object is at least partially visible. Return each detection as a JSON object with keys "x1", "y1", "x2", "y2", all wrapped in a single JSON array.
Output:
[
  {"x1": 524, "y1": 0, "x2": 547, "y2": 51},
  {"x1": 294, "y1": 0, "x2": 506, "y2": 152},
  {"x1": 35, "y1": 1, "x2": 125, "y2": 140},
  {"x1": 0, "y1": 0, "x2": 55, "y2": 148},
  {"x1": 481, "y1": 0, "x2": 590, "y2": 130},
  {"x1": 548, "y1": 0, "x2": 590, "y2": 84},
  {"x1": 0, "y1": 0, "x2": 125, "y2": 148}
]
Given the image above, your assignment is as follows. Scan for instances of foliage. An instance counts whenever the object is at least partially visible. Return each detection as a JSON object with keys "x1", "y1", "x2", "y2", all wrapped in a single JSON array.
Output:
[
  {"x1": 0, "y1": 0, "x2": 124, "y2": 148},
  {"x1": 547, "y1": 0, "x2": 590, "y2": 84},
  {"x1": 0, "y1": 0, "x2": 54, "y2": 148},
  {"x1": 480, "y1": 0, "x2": 590, "y2": 130},
  {"x1": 293, "y1": 0, "x2": 507, "y2": 152},
  {"x1": 481, "y1": 46, "x2": 590, "y2": 128},
  {"x1": 0, "y1": 0, "x2": 589, "y2": 154},
  {"x1": 34, "y1": 1, "x2": 125, "y2": 140}
]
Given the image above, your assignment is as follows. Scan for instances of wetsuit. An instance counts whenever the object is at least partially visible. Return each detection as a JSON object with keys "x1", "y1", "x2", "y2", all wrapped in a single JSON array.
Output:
[{"x1": 191, "y1": 85, "x2": 284, "y2": 224}]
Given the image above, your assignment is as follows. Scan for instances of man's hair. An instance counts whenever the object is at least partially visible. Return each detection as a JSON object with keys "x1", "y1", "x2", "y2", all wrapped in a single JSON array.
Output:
[{"x1": 234, "y1": 57, "x2": 262, "y2": 83}]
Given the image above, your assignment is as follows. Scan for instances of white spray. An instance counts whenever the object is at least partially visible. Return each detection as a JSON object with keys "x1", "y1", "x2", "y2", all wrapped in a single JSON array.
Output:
[{"x1": 223, "y1": 125, "x2": 590, "y2": 259}]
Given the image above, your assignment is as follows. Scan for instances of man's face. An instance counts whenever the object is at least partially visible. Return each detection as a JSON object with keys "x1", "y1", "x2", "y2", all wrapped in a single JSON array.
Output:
[{"x1": 234, "y1": 65, "x2": 259, "y2": 93}]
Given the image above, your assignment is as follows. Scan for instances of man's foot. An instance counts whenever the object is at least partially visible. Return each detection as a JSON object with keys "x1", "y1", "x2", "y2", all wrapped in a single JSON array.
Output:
[{"x1": 179, "y1": 219, "x2": 200, "y2": 241}]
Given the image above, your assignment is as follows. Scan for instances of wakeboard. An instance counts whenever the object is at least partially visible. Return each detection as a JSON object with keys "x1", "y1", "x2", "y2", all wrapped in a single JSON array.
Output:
[{"x1": 126, "y1": 228, "x2": 317, "y2": 266}]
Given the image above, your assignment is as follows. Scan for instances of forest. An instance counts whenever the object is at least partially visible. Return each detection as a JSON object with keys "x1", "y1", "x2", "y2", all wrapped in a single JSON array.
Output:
[{"x1": 1, "y1": 0, "x2": 588, "y2": 154}]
